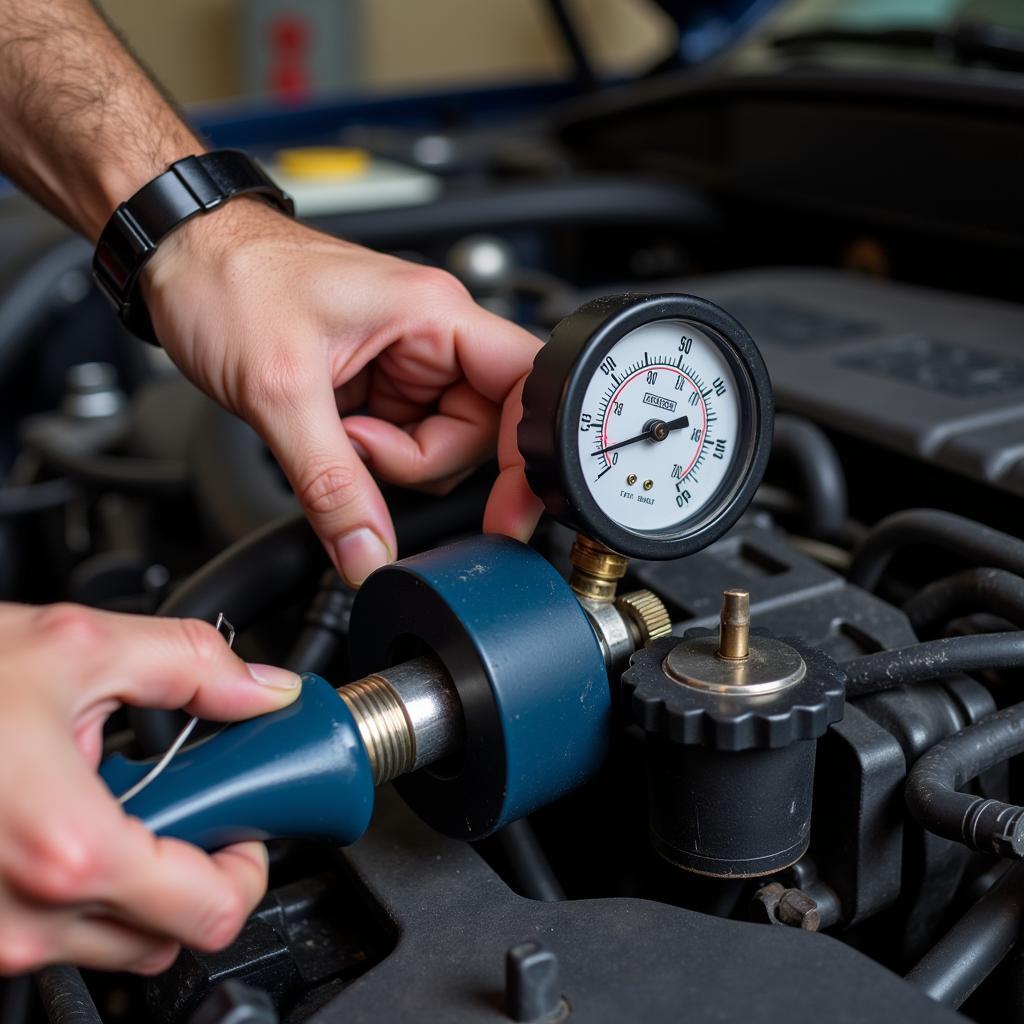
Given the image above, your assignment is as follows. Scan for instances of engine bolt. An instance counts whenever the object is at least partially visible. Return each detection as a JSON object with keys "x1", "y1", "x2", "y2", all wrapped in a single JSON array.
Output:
[{"x1": 776, "y1": 888, "x2": 821, "y2": 932}]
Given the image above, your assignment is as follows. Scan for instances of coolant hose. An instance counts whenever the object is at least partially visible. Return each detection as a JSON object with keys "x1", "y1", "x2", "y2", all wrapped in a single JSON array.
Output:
[
  {"x1": 903, "y1": 567, "x2": 1024, "y2": 636},
  {"x1": 905, "y1": 701, "x2": 1024, "y2": 858},
  {"x1": 846, "y1": 633, "x2": 1024, "y2": 698},
  {"x1": 770, "y1": 415, "x2": 848, "y2": 540},
  {"x1": 906, "y1": 861, "x2": 1024, "y2": 1007},
  {"x1": 849, "y1": 509, "x2": 1024, "y2": 593}
]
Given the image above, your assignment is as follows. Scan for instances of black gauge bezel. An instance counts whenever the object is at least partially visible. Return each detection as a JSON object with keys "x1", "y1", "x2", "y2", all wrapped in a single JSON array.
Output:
[{"x1": 519, "y1": 293, "x2": 773, "y2": 560}]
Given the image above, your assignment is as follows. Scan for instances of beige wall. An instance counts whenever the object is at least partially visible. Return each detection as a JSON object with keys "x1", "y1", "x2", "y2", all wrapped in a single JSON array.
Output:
[{"x1": 99, "y1": 0, "x2": 672, "y2": 105}]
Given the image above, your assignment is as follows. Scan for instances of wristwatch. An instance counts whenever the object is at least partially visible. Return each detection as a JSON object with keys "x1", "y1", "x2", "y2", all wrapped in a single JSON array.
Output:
[{"x1": 92, "y1": 149, "x2": 295, "y2": 344}]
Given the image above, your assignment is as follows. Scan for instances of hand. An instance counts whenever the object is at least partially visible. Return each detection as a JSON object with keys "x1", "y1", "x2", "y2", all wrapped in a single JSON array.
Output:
[
  {"x1": 144, "y1": 201, "x2": 545, "y2": 585},
  {"x1": 0, "y1": 603, "x2": 301, "y2": 975}
]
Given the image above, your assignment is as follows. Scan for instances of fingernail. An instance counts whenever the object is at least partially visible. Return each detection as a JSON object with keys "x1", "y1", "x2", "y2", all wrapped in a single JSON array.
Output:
[
  {"x1": 336, "y1": 528, "x2": 391, "y2": 586},
  {"x1": 248, "y1": 663, "x2": 302, "y2": 689}
]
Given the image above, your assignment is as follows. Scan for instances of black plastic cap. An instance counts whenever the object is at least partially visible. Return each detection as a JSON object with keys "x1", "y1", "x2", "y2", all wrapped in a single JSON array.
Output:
[{"x1": 623, "y1": 628, "x2": 846, "y2": 751}]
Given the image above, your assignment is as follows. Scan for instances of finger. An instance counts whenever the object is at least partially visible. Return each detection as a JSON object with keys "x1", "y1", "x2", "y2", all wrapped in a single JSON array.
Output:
[
  {"x1": 101, "y1": 819, "x2": 268, "y2": 953},
  {"x1": 0, "y1": 894, "x2": 174, "y2": 976},
  {"x1": 484, "y1": 466, "x2": 544, "y2": 542},
  {"x1": 50, "y1": 915, "x2": 178, "y2": 975},
  {"x1": 343, "y1": 381, "x2": 499, "y2": 488},
  {"x1": 483, "y1": 375, "x2": 544, "y2": 541},
  {"x1": 4, "y1": 747, "x2": 268, "y2": 956},
  {"x1": 452, "y1": 308, "x2": 543, "y2": 404},
  {"x1": 257, "y1": 384, "x2": 396, "y2": 586},
  {"x1": 30, "y1": 604, "x2": 301, "y2": 722},
  {"x1": 364, "y1": 364, "x2": 432, "y2": 426}
]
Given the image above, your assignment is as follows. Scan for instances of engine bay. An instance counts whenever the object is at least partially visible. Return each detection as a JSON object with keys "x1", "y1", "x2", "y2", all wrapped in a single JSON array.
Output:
[{"x1": 6, "y1": 9, "x2": 1024, "y2": 1021}]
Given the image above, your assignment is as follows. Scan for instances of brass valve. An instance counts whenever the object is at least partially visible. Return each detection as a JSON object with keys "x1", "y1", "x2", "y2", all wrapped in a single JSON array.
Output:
[
  {"x1": 717, "y1": 588, "x2": 751, "y2": 661},
  {"x1": 568, "y1": 534, "x2": 628, "y2": 603}
]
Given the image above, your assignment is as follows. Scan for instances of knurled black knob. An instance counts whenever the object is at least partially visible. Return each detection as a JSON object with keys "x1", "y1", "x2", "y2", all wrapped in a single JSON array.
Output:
[
  {"x1": 623, "y1": 627, "x2": 846, "y2": 751},
  {"x1": 622, "y1": 602, "x2": 847, "y2": 877}
]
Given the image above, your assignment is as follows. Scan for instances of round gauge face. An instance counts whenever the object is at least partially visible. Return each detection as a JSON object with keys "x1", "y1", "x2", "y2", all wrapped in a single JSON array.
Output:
[
  {"x1": 519, "y1": 292, "x2": 773, "y2": 560},
  {"x1": 576, "y1": 319, "x2": 741, "y2": 533}
]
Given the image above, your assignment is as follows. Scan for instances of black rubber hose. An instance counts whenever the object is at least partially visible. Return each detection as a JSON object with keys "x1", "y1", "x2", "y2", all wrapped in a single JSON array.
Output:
[
  {"x1": 906, "y1": 861, "x2": 1024, "y2": 1007},
  {"x1": 286, "y1": 570, "x2": 354, "y2": 675},
  {"x1": 0, "y1": 235, "x2": 92, "y2": 382},
  {"x1": 905, "y1": 701, "x2": 1024, "y2": 859},
  {"x1": 847, "y1": 633, "x2": 1024, "y2": 699},
  {"x1": 25, "y1": 431, "x2": 188, "y2": 497},
  {"x1": 495, "y1": 818, "x2": 566, "y2": 902},
  {"x1": 848, "y1": 509, "x2": 1024, "y2": 593},
  {"x1": 769, "y1": 415, "x2": 848, "y2": 540},
  {"x1": 157, "y1": 513, "x2": 324, "y2": 625},
  {"x1": 314, "y1": 177, "x2": 717, "y2": 248},
  {"x1": 0, "y1": 478, "x2": 76, "y2": 518},
  {"x1": 904, "y1": 568, "x2": 1024, "y2": 637},
  {"x1": 34, "y1": 965, "x2": 102, "y2": 1024}
]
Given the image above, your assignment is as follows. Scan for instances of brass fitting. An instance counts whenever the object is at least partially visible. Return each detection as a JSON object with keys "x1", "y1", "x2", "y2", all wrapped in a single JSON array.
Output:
[
  {"x1": 615, "y1": 590, "x2": 672, "y2": 646},
  {"x1": 717, "y1": 588, "x2": 750, "y2": 661},
  {"x1": 569, "y1": 534, "x2": 628, "y2": 603}
]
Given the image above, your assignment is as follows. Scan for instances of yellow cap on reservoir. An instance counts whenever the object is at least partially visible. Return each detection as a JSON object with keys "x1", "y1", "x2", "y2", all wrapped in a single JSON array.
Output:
[{"x1": 275, "y1": 146, "x2": 371, "y2": 179}]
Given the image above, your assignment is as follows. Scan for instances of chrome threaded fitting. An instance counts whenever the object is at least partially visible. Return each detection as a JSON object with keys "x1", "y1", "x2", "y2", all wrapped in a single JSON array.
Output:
[{"x1": 339, "y1": 674, "x2": 415, "y2": 786}]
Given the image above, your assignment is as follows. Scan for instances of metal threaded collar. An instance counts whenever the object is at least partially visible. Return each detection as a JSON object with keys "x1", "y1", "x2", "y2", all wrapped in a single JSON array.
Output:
[
  {"x1": 615, "y1": 589, "x2": 672, "y2": 644},
  {"x1": 339, "y1": 674, "x2": 415, "y2": 785}
]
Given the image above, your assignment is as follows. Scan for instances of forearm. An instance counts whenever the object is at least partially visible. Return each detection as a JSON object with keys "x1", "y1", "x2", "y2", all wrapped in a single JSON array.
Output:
[{"x1": 0, "y1": 0, "x2": 202, "y2": 239}]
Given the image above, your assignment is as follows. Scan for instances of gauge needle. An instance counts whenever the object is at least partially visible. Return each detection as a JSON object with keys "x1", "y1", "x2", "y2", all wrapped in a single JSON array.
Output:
[{"x1": 591, "y1": 415, "x2": 690, "y2": 457}]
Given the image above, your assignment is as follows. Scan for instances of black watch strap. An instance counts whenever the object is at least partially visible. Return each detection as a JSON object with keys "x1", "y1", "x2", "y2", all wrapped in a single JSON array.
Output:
[{"x1": 92, "y1": 149, "x2": 295, "y2": 343}]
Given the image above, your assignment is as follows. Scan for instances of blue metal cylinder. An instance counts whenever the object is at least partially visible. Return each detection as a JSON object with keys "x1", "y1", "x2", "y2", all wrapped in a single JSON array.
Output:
[
  {"x1": 100, "y1": 675, "x2": 375, "y2": 851},
  {"x1": 349, "y1": 534, "x2": 610, "y2": 839}
]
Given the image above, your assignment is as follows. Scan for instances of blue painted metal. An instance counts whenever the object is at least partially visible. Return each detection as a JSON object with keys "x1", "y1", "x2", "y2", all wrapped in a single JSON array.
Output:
[
  {"x1": 100, "y1": 675, "x2": 375, "y2": 852},
  {"x1": 192, "y1": 79, "x2": 588, "y2": 150},
  {"x1": 350, "y1": 534, "x2": 610, "y2": 839}
]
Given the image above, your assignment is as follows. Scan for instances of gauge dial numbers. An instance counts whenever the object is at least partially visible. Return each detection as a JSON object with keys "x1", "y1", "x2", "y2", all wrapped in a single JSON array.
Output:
[
  {"x1": 578, "y1": 320, "x2": 740, "y2": 533},
  {"x1": 520, "y1": 293, "x2": 773, "y2": 560}
]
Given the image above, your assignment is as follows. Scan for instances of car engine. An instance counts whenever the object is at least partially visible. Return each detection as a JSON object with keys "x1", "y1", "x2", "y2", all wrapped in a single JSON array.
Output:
[{"x1": 5, "y1": 7, "x2": 1024, "y2": 1021}]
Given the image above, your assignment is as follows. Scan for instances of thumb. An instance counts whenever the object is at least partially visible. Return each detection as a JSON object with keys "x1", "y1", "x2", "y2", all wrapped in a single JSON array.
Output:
[
  {"x1": 42, "y1": 606, "x2": 303, "y2": 721},
  {"x1": 483, "y1": 375, "x2": 544, "y2": 542},
  {"x1": 257, "y1": 387, "x2": 397, "y2": 586}
]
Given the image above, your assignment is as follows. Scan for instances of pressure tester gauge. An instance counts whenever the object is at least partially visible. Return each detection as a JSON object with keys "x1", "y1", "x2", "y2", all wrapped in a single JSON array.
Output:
[{"x1": 519, "y1": 294, "x2": 773, "y2": 559}]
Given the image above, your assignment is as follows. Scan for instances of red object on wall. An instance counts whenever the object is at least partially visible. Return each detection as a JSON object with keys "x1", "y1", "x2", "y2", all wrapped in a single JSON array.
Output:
[{"x1": 268, "y1": 16, "x2": 311, "y2": 100}]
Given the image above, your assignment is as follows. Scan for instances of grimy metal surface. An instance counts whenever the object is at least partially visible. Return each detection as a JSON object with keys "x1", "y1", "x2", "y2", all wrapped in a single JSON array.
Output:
[{"x1": 309, "y1": 788, "x2": 960, "y2": 1023}]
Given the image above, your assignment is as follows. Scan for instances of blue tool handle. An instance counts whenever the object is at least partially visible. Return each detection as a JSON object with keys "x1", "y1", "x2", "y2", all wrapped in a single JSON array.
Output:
[{"x1": 100, "y1": 674, "x2": 375, "y2": 852}]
